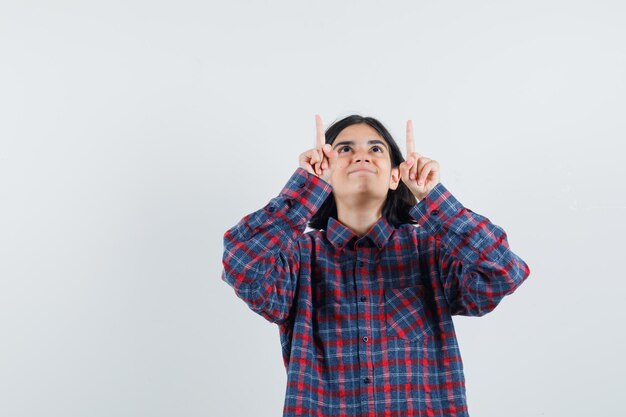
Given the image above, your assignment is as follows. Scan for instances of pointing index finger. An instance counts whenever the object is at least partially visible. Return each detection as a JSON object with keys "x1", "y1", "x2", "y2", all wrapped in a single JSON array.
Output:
[
  {"x1": 315, "y1": 114, "x2": 325, "y2": 148},
  {"x1": 406, "y1": 119, "x2": 415, "y2": 156}
]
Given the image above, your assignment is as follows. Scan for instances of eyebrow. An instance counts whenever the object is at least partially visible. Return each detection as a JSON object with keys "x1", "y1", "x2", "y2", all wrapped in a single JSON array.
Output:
[{"x1": 332, "y1": 140, "x2": 389, "y2": 151}]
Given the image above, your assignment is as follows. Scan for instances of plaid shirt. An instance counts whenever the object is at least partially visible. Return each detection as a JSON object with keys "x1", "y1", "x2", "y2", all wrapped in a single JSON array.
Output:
[{"x1": 222, "y1": 167, "x2": 530, "y2": 417}]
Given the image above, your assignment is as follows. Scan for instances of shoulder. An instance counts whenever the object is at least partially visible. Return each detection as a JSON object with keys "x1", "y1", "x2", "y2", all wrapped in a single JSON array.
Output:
[
  {"x1": 394, "y1": 222, "x2": 436, "y2": 246},
  {"x1": 294, "y1": 228, "x2": 322, "y2": 248}
]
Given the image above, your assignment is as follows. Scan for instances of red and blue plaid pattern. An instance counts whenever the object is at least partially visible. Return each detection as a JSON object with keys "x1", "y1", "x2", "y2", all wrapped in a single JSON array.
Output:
[{"x1": 222, "y1": 167, "x2": 530, "y2": 417}]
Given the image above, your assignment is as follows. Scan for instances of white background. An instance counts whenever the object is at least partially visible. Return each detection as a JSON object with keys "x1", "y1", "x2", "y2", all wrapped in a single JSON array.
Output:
[{"x1": 1, "y1": 1, "x2": 625, "y2": 416}]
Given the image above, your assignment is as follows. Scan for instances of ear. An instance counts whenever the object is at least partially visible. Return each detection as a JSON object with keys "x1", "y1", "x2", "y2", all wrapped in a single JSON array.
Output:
[{"x1": 389, "y1": 166, "x2": 400, "y2": 190}]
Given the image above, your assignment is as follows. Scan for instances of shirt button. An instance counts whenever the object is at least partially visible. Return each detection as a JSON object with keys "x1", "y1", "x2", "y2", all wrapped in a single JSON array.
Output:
[
  {"x1": 298, "y1": 181, "x2": 305, "y2": 188},
  {"x1": 363, "y1": 377, "x2": 371, "y2": 384},
  {"x1": 358, "y1": 260, "x2": 364, "y2": 267},
  {"x1": 362, "y1": 336, "x2": 368, "y2": 342},
  {"x1": 432, "y1": 209, "x2": 440, "y2": 216},
  {"x1": 360, "y1": 296, "x2": 366, "y2": 302},
  {"x1": 268, "y1": 206, "x2": 275, "y2": 212}
]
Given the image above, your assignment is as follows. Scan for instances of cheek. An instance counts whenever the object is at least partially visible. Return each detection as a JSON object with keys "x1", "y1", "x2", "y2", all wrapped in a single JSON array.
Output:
[
  {"x1": 377, "y1": 159, "x2": 391, "y2": 172},
  {"x1": 334, "y1": 160, "x2": 350, "y2": 171}
]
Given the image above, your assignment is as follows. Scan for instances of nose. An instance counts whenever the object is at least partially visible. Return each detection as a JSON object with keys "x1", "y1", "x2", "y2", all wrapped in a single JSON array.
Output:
[{"x1": 352, "y1": 149, "x2": 371, "y2": 163}]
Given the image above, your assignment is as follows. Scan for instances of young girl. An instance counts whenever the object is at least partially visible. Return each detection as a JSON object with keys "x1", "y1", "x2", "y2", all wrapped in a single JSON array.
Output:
[{"x1": 222, "y1": 114, "x2": 530, "y2": 417}]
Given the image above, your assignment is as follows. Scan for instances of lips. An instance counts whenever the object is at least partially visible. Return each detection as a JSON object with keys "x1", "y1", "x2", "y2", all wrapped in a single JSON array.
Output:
[{"x1": 349, "y1": 168, "x2": 376, "y2": 174}]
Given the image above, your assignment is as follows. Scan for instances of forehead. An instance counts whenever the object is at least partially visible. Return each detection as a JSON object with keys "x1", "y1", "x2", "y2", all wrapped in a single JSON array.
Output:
[{"x1": 333, "y1": 123, "x2": 385, "y2": 144}]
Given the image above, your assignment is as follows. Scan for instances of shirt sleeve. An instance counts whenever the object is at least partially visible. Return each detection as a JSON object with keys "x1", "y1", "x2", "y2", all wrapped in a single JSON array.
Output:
[
  {"x1": 409, "y1": 182, "x2": 531, "y2": 317},
  {"x1": 221, "y1": 168, "x2": 333, "y2": 324}
]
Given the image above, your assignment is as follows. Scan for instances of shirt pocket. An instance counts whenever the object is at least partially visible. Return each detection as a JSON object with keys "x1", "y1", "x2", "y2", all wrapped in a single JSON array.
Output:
[{"x1": 384, "y1": 284, "x2": 434, "y2": 342}]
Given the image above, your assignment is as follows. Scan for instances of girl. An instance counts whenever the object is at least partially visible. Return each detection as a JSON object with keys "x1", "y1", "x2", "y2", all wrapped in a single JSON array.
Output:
[{"x1": 222, "y1": 114, "x2": 530, "y2": 417}]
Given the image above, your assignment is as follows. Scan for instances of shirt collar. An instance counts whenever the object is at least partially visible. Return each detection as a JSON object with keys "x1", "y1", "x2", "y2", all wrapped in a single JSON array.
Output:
[{"x1": 326, "y1": 215, "x2": 394, "y2": 250}]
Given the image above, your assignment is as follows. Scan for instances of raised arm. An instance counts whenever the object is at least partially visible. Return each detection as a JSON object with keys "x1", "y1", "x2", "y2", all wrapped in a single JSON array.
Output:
[
  {"x1": 410, "y1": 184, "x2": 530, "y2": 316},
  {"x1": 399, "y1": 119, "x2": 530, "y2": 316},
  {"x1": 221, "y1": 115, "x2": 335, "y2": 324}
]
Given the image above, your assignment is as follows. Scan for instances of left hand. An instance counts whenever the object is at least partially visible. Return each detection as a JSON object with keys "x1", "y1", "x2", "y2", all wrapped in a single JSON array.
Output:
[{"x1": 398, "y1": 119, "x2": 441, "y2": 201}]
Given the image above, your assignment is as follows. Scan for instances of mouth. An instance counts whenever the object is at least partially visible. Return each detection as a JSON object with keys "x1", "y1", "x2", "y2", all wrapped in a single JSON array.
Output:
[{"x1": 349, "y1": 168, "x2": 376, "y2": 174}]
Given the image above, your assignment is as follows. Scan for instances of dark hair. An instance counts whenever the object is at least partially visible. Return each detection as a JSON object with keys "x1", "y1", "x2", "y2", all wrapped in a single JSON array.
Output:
[{"x1": 308, "y1": 114, "x2": 418, "y2": 230}]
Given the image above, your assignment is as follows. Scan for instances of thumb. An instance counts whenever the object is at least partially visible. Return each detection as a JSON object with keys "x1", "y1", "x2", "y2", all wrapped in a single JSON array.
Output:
[
  {"x1": 322, "y1": 144, "x2": 338, "y2": 166},
  {"x1": 399, "y1": 159, "x2": 414, "y2": 184}
]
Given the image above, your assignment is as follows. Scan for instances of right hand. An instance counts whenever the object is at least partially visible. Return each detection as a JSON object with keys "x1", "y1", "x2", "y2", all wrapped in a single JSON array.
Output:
[{"x1": 298, "y1": 114, "x2": 338, "y2": 185}]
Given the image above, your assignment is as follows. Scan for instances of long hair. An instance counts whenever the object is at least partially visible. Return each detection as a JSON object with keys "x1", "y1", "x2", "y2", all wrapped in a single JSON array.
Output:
[{"x1": 308, "y1": 114, "x2": 418, "y2": 230}]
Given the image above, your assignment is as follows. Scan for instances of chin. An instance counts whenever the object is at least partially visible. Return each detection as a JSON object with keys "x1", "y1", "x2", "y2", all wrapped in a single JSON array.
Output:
[
  {"x1": 334, "y1": 180, "x2": 385, "y2": 196},
  {"x1": 353, "y1": 184, "x2": 386, "y2": 196}
]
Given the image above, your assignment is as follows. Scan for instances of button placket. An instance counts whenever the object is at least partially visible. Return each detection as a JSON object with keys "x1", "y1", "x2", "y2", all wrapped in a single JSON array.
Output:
[
  {"x1": 354, "y1": 248, "x2": 373, "y2": 395},
  {"x1": 358, "y1": 258, "x2": 369, "y2": 344}
]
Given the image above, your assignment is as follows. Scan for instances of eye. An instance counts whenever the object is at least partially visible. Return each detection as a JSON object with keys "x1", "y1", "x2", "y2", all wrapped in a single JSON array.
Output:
[
  {"x1": 339, "y1": 145, "x2": 351, "y2": 153},
  {"x1": 372, "y1": 145, "x2": 383, "y2": 152}
]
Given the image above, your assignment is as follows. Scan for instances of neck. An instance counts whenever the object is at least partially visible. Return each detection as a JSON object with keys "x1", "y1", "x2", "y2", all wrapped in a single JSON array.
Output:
[{"x1": 335, "y1": 196, "x2": 385, "y2": 237}]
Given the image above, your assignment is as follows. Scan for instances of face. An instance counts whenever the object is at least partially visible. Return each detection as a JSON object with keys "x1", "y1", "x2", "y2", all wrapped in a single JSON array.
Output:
[{"x1": 329, "y1": 123, "x2": 400, "y2": 203}]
